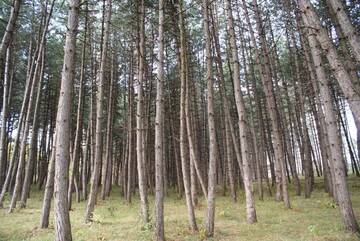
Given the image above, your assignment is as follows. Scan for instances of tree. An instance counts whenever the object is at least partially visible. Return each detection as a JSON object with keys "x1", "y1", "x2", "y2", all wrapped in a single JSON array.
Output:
[
  {"x1": 202, "y1": 0, "x2": 219, "y2": 236},
  {"x1": 0, "y1": 0, "x2": 21, "y2": 58},
  {"x1": 84, "y1": 0, "x2": 112, "y2": 223},
  {"x1": 305, "y1": 13, "x2": 359, "y2": 233},
  {"x1": 154, "y1": 0, "x2": 165, "y2": 239},
  {"x1": 225, "y1": 0, "x2": 257, "y2": 223},
  {"x1": 135, "y1": 0, "x2": 150, "y2": 225},
  {"x1": 53, "y1": 0, "x2": 82, "y2": 239}
]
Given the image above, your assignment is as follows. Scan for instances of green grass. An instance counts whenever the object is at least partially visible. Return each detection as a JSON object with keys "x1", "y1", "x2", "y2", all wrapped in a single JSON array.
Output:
[{"x1": 0, "y1": 177, "x2": 359, "y2": 241}]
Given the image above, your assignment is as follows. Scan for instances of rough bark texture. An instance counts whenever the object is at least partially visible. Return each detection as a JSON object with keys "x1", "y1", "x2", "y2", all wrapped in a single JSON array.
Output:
[
  {"x1": 203, "y1": 0, "x2": 218, "y2": 236},
  {"x1": 40, "y1": 147, "x2": 55, "y2": 228},
  {"x1": 0, "y1": 46, "x2": 12, "y2": 191},
  {"x1": 0, "y1": 0, "x2": 21, "y2": 58},
  {"x1": 154, "y1": 0, "x2": 165, "y2": 239},
  {"x1": 325, "y1": 0, "x2": 360, "y2": 63},
  {"x1": 299, "y1": 0, "x2": 360, "y2": 124},
  {"x1": 84, "y1": 0, "x2": 111, "y2": 223},
  {"x1": 135, "y1": 0, "x2": 150, "y2": 225},
  {"x1": 53, "y1": 0, "x2": 81, "y2": 240},
  {"x1": 225, "y1": 0, "x2": 257, "y2": 223},
  {"x1": 69, "y1": 5, "x2": 88, "y2": 207},
  {"x1": 306, "y1": 23, "x2": 359, "y2": 233},
  {"x1": 178, "y1": 0, "x2": 198, "y2": 231}
]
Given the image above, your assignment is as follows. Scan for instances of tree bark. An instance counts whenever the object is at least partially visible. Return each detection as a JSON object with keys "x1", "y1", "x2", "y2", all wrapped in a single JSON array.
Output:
[
  {"x1": 85, "y1": 0, "x2": 111, "y2": 223},
  {"x1": 225, "y1": 0, "x2": 257, "y2": 223},
  {"x1": 325, "y1": 0, "x2": 360, "y2": 63},
  {"x1": 68, "y1": 4, "x2": 88, "y2": 207},
  {"x1": 40, "y1": 145, "x2": 55, "y2": 228},
  {"x1": 203, "y1": 0, "x2": 218, "y2": 236},
  {"x1": 154, "y1": 0, "x2": 165, "y2": 239},
  {"x1": 299, "y1": 0, "x2": 360, "y2": 124},
  {"x1": 53, "y1": 0, "x2": 81, "y2": 239},
  {"x1": 306, "y1": 25, "x2": 359, "y2": 232},
  {"x1": 178, "y1": 0, "x2": 198, "y2": 231},
  {"x1": 0, "y1": 0, "x2": 22, "y2": 59}
]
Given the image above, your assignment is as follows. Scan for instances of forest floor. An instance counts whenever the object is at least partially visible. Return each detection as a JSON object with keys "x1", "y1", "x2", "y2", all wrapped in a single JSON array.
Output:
[{"x1": 0, "y1": 177, "x2": 360, "y2": 241}]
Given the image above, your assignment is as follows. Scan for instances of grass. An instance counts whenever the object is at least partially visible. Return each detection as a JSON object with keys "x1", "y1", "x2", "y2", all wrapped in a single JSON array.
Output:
[{"x1": 0, "y1": 177, "x2": 359, "y2": 241}]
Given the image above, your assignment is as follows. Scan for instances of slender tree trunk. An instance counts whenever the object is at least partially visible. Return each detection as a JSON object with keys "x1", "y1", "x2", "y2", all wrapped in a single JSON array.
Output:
[
  {"x1": 101, "y1": 50, "x2": 115, "y2": 200},
  {"x1": 68, "y1": 5, "x2": 88, "y2": 208},
  {"x1": 0, "y1": 45, "x2": 13, "y2": 191},
  {"x1": 20, "y1": 49, "x2": 45, "y2": 208},
  {"x1": 325, "y1": 0, "x2": 360, "y2": 63},
  {"x1": 0, "y1": 0, "x2": 21, "y2": 58},
  {"x1": 203, "y1": 0, "x2": 219, "y2": 236},
  {"x1": 135, "y1": 0, "x2": 150, "y2": 225},
  {"x1": 178, "y1": 0, "x2": 197, "y2": 231},
  {"x1": 244, "y1": 0, "x2": 290, "y2": 207},
  {"x1": 225, "y1": 0, "x2": 257, "y2": 223},
  {"x1": 154, "y1": 0, "x2": 165, "y2": 239},
  {"x1": 40, "y1": 145, "x2": 55, "y2": 228},
  {"x1": 85, "y1": 0, "x2": 111, "y2": 223}
]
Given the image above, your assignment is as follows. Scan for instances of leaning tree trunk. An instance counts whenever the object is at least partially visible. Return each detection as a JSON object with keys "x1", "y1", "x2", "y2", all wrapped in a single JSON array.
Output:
[
  {"x1": 8, "y1": 0, "x2": 54, "y2": 213},
  {"x1": 225, "y1": 0, "x2": 257, "y2": 223},
  {"x1": 298, "y1": 0, "x2": 360, "y2": 124},
  {"x1": 40, "y1": 145, "x2": 56, "y2": 229},
  {"x1": 19, "y1": 49, "x2": 45, "y2": 208},
  {"x1": 0, "y1": 0, "x2": 22, "y2": 58},
  {"x1": 325, "y1": 0, "x2": 360, "y2": 63},
  {"x1": 306, "y1": 27, "x2": 359, "y2": 233},
  {"x1": 84, "y1": 0, "x2": 111, "y2": 223},
  {"x1": 53, "y1": 0, "x2": 81, "y2": 240},
  {"x1": 0, "y1": 46, "x2": 13, "y2": 191},
  {"x1": 243, "y1": 0, "x2": 290, "y2": 208},
  {"x1": 177, "y1": 0, "x2": 198, "y2": 231},
  {"x1": 68, "y1": 4, "x2": 88, "y2": 208}
]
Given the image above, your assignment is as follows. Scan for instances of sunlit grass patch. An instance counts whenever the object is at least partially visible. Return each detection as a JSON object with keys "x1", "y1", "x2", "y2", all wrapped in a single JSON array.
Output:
[{"x1": 0, "y1": 177, "x2": 359, "y2": 240}]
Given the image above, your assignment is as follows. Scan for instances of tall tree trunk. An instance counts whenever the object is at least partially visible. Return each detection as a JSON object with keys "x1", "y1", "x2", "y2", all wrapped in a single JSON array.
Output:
[
  {"x1": 40, "y1": 144, "x2": 56, "y2": 228},
  {"x1": 135, "y1": 0, "x2": 150, "y2": 225},
  {"x1": 154, "y1": 0, "x2": 165, "y2": 239},
  {"x1": 0, "y1": 45, "x2": 13, "y2": 191},
  {"x1": 20, "y1": 48, "x2": 45, "y2": 208},
  {"x1": 0, "y1": 0, "x2": 22, "y2": 58},
  {"x1": 299, "y1": 0, "x2": 360, "y2": 124},
  {"x1": 68, "y1": 4, "x2": 88, "y2": 208},
  {"x1": 85, "y1": 0, "x2": 111, "y2": 223},
  {"x1": 325, "y1": 0, "x2": 360, "y2": 63},
  {"x1": 53, "y1": 1, "x2": 81, "y2": 240},
  {"x1": 306, "y1": 26, "x2": 359, "y2": 233},
  {"x1": 203, "y1": 0, "x2": 218, "y2": 236},
  {"x1": 178, "y1": 0, "x2": 198, "y2": 231},
  {"x1": 242, "y1": 0, "x2": 290, "y2": 208},
  {"x1": 101, "y1": 49, "x2": 115, "y2": 200},
  {"x1": 225, "y1": 0, "x2": 257, "y2": 223}
]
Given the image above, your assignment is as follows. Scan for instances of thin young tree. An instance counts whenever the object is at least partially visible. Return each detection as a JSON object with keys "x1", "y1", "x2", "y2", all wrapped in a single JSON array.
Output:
[
  {"x1": 84, "y1": 0, "x2": 112, "y2": 223},
  {"x1": 225, "y1": 0, "x2": 257, "y2": 223},
  {"x1": 203, "y1": 0, "x2": 219, "y2": 236},
  {"x1": 154, "y1": 0, "x2": 165, "y2": 239},
  {"x1": 177, "y1": 0, "x2": 198, "y2": 231},
  {"x1": 0, "y1": 0, "x2": 21, "y2": 58},
  {"x1": 136, "y1": 0, "x2": 150, "y2": 225}
]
